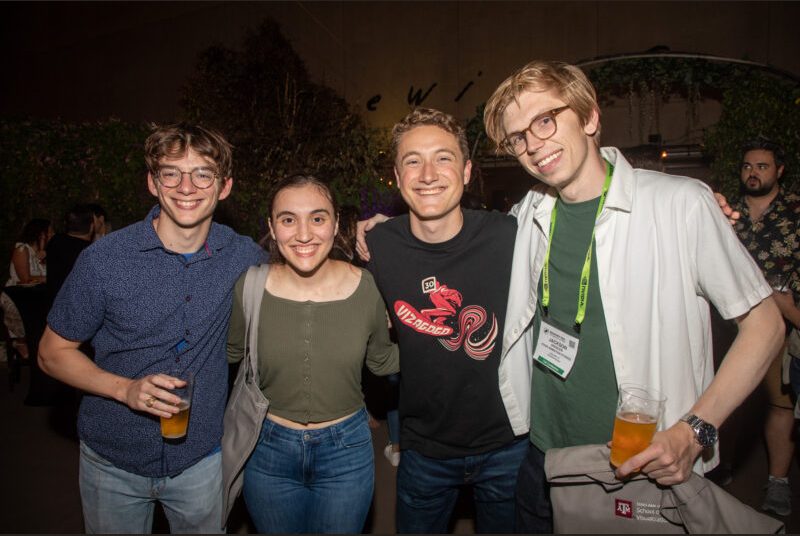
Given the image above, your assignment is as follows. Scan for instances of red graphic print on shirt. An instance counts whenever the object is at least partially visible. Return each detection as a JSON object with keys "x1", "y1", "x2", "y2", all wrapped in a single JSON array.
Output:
[{"x1": 394, "y1": 276, "x2": 498, "y2": 360}]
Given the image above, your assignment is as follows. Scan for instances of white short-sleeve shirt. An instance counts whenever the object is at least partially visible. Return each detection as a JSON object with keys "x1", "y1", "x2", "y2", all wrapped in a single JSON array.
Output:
[{"x1": 498, "y1": 147, "x2": 771, "y2": 473}]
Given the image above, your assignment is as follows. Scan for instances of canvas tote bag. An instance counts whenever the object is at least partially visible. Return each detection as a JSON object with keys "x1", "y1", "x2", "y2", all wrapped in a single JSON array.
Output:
[
  {"x1": 221, "y1": 264, "x2": 270, "y2": 528},
  {"x1": 545, "y1": 444, "x2": 784, "y2": 534}
]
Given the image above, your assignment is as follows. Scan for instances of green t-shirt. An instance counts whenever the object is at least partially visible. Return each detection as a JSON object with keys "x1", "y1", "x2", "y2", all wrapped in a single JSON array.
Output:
[{"x1": 530, "y1": 194, "x2": 618, "y2": 451}]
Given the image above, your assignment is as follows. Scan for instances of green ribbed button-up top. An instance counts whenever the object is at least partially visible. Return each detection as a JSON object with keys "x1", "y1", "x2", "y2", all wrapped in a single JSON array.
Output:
[{"x1": 227, "y1": 268, "x2": 399, "y2": 424}]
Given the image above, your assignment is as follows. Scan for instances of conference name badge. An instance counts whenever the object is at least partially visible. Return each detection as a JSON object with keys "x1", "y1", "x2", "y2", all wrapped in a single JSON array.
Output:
[{"x1": 533, "y1": 320, "x2": 579, "y2": 379}]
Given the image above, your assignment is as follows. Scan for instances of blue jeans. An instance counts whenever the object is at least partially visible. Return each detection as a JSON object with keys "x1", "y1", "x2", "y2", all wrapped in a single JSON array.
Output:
[
  {"x1": 514, "y1": 442, "x2": 553, "y2": 534},
  {"x1": 243, "y1": 408, "x2": 374, "y2": 533},
  {"x1": 396, "y1": 437, "x2": 528, "y2": 533},
  {"x1": 79, "y1": 441, "x2": 224, "y2": 534}
]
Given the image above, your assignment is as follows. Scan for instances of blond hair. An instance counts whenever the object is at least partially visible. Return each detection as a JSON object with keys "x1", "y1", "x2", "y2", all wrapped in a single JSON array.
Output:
[{"x1": 484, "y1": 60, "x2": 600, "y2": 152}]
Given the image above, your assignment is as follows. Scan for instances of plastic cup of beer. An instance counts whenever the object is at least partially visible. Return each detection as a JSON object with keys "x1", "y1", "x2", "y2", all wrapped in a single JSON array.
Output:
[
  {"x1": 160, "y1": 371, "x2": 193, "y2": 440},
  {"x1": 609, "y1": 384, "x2": 665, "y2": 467}
]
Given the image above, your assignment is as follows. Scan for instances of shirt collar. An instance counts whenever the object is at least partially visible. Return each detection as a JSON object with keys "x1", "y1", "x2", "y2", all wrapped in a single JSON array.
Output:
[
  {"x1": 531, "y1": 146, "x2": 634, "y2": 222},
  {"x1": 736, "y1": 188, "x2": 788, "y2": 221},
  {"x1": 600, "y1": 147, "x2": 634, "y2": 213},
  {"x1": 137, "y1": 205, "x2": 232, "y2": 254}
]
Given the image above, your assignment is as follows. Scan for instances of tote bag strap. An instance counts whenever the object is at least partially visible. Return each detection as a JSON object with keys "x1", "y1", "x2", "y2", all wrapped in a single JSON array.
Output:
[{"x1": 242, "y1": 264, "x2": 270, "y2": 382}]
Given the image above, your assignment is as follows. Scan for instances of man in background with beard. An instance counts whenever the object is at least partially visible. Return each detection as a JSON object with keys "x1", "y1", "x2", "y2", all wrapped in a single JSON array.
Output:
[{"x1": 732, "y1": 138, "x2": 800, "y2": 517}]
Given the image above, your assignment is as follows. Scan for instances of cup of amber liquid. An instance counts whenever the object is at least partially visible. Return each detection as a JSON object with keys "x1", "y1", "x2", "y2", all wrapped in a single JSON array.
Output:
[
  {"x1": 609, "y1": 384, "x2": 665, "y2": 467},
  {"x1": 160, "y1": 370, "x2": 193, "y2": 440}
]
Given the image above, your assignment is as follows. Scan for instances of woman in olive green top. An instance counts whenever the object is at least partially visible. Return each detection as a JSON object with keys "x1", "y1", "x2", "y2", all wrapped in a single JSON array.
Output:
[{"x1": 227, "y1": 174, "x2": 398, "y2": 534}]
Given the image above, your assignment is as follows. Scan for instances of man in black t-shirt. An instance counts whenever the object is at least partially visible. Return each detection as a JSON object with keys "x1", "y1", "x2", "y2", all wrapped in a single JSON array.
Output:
[{"x1": 362, "y1": 108, "x2": 527, "y2": 533}]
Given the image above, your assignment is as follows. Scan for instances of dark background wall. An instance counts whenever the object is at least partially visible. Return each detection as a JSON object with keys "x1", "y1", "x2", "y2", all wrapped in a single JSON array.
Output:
[{"x1": 3, "y1": 1, "x2": 799, "y2": 137}]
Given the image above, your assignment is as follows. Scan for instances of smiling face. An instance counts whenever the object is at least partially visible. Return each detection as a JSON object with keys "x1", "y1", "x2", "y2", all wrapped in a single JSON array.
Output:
[
  {"x1": 269, "y1": 183, "x2": 338, "y2": 276},
  {"x1": 394, "y1": 125, "x2": 471, "y2": 234},
  {"x1": 147, "y1": 147, "x2": 232, "y2": 237},
  {"x1": 501, "y1": 88, "x2": 602, "y2": 201},
  {"x1": 741, "y1": 149, "x2": 783, "y2": 198}
]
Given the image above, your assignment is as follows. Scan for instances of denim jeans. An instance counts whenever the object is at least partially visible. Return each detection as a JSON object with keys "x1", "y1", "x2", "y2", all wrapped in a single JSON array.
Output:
[
  {"x1": 396, "y1": 437, "x2": 528, "y2": 533},
  {"x1": 79, "y1": 441, "x2": 224, "y2": 534},
  {"x1": 514, "y1": 442, "x2": 553, "y2": 534},
  {"x1": 243, "y1": 408, "x2": 374, "y2": 533}
]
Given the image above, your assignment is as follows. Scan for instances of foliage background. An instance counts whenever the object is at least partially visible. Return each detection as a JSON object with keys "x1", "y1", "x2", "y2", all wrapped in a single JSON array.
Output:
[
  {"x1": 0, "y1": 20, "x2": 398, "y2": 269},
  {"x1": 585, "y1": 57, "x2": 800, "y2": 198},
  {"x1": 180, "y1": 20, "x2": 396, "y2": 239},
  {"x1": 0, "y1": 119, "x2": 151, "y2": 268}
]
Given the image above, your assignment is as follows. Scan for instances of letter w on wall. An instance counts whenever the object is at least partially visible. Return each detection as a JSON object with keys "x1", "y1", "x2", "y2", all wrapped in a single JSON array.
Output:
[{"x1": 408, "y1": 83, "x2": 438, "y2": 106}]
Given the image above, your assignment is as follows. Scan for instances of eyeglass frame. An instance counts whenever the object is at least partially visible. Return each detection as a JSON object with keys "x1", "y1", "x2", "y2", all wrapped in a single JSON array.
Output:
[
  {"x1": 154, "y1": 166, "x2": 221, "y2": 189},
  {"x1": 501, "y1": 105, "x2": 570, "y2": 156}
]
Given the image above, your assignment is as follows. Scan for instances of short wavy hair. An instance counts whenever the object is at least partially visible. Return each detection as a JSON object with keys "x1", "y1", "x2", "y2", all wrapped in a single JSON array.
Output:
[
  {"x1": 391, "y1": 108, "x2": 470, "y2": 163},
  {"x1": 144, "y1": 122, "x2": 233, "y2": 178},
  {"x1": 484, "y1": 60, "x2": 600, "y2": 152}
]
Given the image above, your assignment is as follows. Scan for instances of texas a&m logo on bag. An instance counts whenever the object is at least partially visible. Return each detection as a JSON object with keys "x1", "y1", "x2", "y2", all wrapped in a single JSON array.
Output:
[{"x1": 615, "y1": 498, "x2": 633, "y2": 518}]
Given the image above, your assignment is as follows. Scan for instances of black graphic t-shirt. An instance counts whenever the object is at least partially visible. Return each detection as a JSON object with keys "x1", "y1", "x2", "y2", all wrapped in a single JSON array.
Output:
[{"x1": 366, "y1": 209, "x2": 517, "y2": 458}]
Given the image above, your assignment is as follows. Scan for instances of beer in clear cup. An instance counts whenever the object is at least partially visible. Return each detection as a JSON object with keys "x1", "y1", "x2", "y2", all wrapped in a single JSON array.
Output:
[
  {"x1": 609, "y1": 384, "x2": 665, "y2": 467},
  {"x1": 160, "y1": 370, "x2": 193, "y2": 440}
]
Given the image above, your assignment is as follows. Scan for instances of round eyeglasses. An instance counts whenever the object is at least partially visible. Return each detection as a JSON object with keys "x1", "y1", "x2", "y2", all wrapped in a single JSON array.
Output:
[
  {"x1": 502, "y1": 106, "x2": 570, "y2": 156},
  {"x1": 156, "y1": 166, "x2": 219, "y2": 189}
]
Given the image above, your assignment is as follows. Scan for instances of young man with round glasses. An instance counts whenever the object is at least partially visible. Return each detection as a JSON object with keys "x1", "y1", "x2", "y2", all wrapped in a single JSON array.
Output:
[
  {"x1": 39, "y1": 123, "x2": 265, "y2": 533},
  {"x1": 483, "y1": 60, "x2": 784, "y2": 532}
]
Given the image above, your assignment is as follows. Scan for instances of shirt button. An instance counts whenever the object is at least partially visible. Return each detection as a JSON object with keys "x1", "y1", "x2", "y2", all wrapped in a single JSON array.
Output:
[
  {"x1": 185, "y1": 295, "x2": 191, "y2": 302},
  {"x1": 304, "y1": 377, "x2": 310, "y2": 383},
  {"x1": 185, "y1": 330, "x2": 190, "y2": 336}
]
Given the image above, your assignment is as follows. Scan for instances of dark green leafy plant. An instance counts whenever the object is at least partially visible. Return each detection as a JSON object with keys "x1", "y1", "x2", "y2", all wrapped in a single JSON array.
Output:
[
  {"x1": 0, "y1": 118, "x2": 151, "y2": 267},
  {"x1": 704, "y1": 76, "x2": 800, "y2": 197},
  {"x1": 585, "y1": 57, "x2": 799, "y2": 197},
  {"x1": 181, "y1": 19, "x2": 392, "y2": 238}
]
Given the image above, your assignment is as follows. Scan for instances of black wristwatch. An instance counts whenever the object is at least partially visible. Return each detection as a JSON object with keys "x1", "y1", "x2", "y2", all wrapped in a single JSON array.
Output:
[{"x1": 680, "y1": 413, "x2": 718, "y2": 448}]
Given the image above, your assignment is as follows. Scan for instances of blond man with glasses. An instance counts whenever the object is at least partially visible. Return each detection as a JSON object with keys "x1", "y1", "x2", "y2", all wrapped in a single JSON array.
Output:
[{"x1": 483, "y1": 60, "x2": 783, "y2": 532}]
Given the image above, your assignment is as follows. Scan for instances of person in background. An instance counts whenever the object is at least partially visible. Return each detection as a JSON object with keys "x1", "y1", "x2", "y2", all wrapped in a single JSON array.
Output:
[
  {"x1": 227, "y1": 174, "x2": 398, "y2": 533},
  {"x1": 38, "y1": 123, "x2": 265, "y2": 533},
  {"x1": 46, "y1": 204, "x2": 95, "y2": 303},
  {"x1": 731, "y1": 138, "x2": 800, "y2": 516},
  {"x1": 87, "y1": 203, "x2": 109, "y2": 241},
  {"x1": 2, "y1": 218, "x2": 52, "y2": 358},
  {"x1": 7, "y1": 218, "x2": 52, "y2": 286}
]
